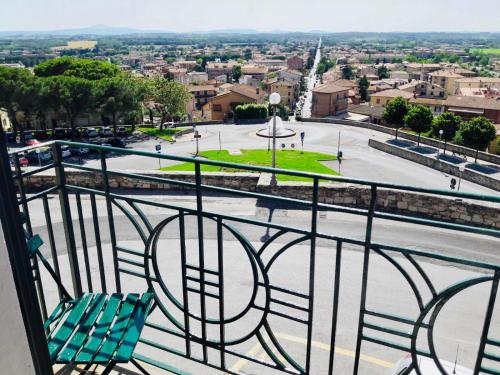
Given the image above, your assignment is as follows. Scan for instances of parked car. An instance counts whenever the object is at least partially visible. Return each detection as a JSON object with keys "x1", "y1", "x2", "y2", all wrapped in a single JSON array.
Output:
[
  {"x1": 100, "y1": 127, "x2": 114, "y2": 137},
  {"x1": 53, "y1": 128, "x2": 67, "y2": 140},
  {"x1": 9, "y1": 155, "x2": 29, "y2": 167},
  {"x1": 84, "y1": 127, "x2": 99, "y2": 138},
  {"x1": 106, "y1": 137, "x2": 126, "y2": 148},
  {"x1": 116, "y1": 126, "x2": 128, "y2": 136},
  {"x1": 162, "y1": 122, "x2": 176, "y2": 128},
  {"x1": 61, "y1": 145, "x2": 72, "y2": 158},
  {"x1": 25, "y1": 138, "x2": 41, "y2": 146},
  {"x1": 26, "y1": 148, "x2": 52, "y2": 164},
  {"x1": 391, "y1": 355, "x2": 472, "y2": 375},
  {"x1": 24, "y1": 131, "x2": 35, "y2": 140},
  {"x1": 69, "y1": 146, "x2": 90, "y2": 156},
  {"x1": 34, "y1": 130, "x2": 50, "y2": 140},
  {"x1": 5, "y1": 132, "x2": 15, "y2": 142}
]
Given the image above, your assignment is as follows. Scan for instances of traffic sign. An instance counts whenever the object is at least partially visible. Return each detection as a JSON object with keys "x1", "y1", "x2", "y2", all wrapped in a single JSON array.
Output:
[
  {"x1": 300, "y1": 131, "x2": 305, "y2": 140},
  {"x1": 16, "y1": 136, "x2": 20, "y2": 144},
  {"x1": 194, "y1": 131, "x2": 201, "y2": 139}
]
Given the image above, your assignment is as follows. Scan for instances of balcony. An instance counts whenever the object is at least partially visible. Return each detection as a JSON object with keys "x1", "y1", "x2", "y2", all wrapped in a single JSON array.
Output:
[{"x1": 2, "y1": 139, "x2": 500, "y2": 375}]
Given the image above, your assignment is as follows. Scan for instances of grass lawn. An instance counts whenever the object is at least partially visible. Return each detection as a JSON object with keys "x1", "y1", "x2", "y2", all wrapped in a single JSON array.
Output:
[
  {"x1": 161, "y1": 149, "x2": 339, "y2": 181},
  {"x1": 138, "y1": 127, "x2": 185, "y2": 141},
  {"x1": 470, "y1": 48, "x2": 500, "y2": 55}
]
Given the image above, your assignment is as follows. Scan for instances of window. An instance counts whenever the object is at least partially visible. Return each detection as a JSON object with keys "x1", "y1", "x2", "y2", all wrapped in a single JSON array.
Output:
[
  {"x1": 213, "y1": 104, "x2": 222, "y2": 112},
  {"x1": 376, "y1": 99, "x2": 381, "y2": 104}
]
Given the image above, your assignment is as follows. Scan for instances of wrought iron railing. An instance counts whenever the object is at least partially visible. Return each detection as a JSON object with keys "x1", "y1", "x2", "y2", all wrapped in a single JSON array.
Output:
[{"x1": 7, "y1": 140, "x2": 500, "y2": 375}]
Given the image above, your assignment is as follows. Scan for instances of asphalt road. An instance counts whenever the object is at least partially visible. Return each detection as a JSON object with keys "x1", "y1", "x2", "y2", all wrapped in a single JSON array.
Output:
[
  {"x1": 301, "y1": 38, "x2": 321, "y2": 119},
  {"x1": 83, "y1": 121, "x2": 498, "y2": 195},
  {"x1": 30, "y1": 194, "x2": 499, "y2": 375}
]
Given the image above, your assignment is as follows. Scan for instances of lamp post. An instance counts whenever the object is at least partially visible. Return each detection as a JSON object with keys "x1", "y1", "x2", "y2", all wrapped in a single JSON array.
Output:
[
  {"x1": 458, "y1": 164, "x2": 465, "y2": 191},
  {"x1": 439, "y1": 129, "x2": 444, "y2": 156},
  {"x1": 269, "y1": 92, "x2": 281, "y2": 186}
]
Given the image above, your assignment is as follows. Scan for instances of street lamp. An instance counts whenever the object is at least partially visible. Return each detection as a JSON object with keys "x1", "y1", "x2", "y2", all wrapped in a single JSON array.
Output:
[
  {"x1": 269, "y1": 92, "x2": 281, "y2": 186},
  {"x1": 439, "y1": 129, "x2": 444, "y2": 155},
  {"x1": 458, "y1": 164, "x2": 465, "y2": 191}
]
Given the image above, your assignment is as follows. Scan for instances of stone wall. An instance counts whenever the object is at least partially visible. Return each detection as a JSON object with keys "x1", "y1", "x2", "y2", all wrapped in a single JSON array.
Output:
[
  {"x1": 22, "y1": 169, "x2": 500, "y2": 229},
  {"x1": 303, "y1": 118, "x2": 500, "y2": 165},
  {"x1": 369, "y1": 139, "x2": 500, "y2": 191}
]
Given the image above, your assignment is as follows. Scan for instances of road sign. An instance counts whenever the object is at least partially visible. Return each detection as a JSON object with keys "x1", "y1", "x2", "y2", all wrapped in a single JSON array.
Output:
[
  {"x1": 16, "y1": 136, "x2": 20, "y2": 144},
  {"x1": 194, "y1": 131, "x2": 201, "y2": 139},
  {"x1": 155, "y1": 144, "x2": 161, "y2": 152},
  {"x1": 300, "y1": 131, "x2": 305, "y2": 140}
]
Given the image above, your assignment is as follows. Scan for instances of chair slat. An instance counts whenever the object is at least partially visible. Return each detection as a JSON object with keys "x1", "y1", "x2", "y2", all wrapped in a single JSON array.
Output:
[
  {"x1": 74, "y1": 293, "x2": 123, "y2": 364},
  {"x1": 57, "y1": 294, "x2": 107, "y2": 363},
  {"x1": 48, "y1": 294, "x2": 93, "y2": 362},
  {"x1": 93, "y1": 294, "x2": 140, "y2": 364},
  {"x1": 113, "y1": 293, "x2": 154, "y2": 362}
]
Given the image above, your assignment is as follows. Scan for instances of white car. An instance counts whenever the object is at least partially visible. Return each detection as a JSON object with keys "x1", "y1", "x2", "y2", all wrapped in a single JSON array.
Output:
[
  {"x1": 391, "y1": 355, "x2": 472, "y2": 375},
  {"x1": 61, "y1": 145, "x2": 72, "y2": 158},
  {"x1": 162, "y1": 121, "x2": 176, "y2": 128},
  {"x1": 100, "y1": 127, "x2": 113, "y2": 137}
]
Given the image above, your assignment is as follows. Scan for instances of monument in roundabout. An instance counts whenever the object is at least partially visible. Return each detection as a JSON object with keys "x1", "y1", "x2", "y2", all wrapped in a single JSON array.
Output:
[{"x1": 256, "y1": 116, "x2": 296, "y2": 139}]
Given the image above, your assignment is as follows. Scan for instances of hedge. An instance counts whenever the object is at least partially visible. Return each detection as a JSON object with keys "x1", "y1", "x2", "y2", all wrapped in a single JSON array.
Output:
[{"x1": 234, "y1": 104, "x2": 269, "y2": 120}]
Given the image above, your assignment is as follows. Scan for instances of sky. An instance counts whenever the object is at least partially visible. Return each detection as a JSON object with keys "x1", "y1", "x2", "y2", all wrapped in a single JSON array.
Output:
[{"x1": 2, "y1": 0, "x2": 500, "y2": 33}]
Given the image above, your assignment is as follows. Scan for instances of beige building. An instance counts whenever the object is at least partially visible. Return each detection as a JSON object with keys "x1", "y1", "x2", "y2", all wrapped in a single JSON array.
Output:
[
  {"x1": 409, "y1": 97, "x2": 446, "y2": 116},
  {"x1": 399, "y1": 80, "x2": 446, "y2": 98},
  {"x1": 188, "y1": 85, "x2": 217, "y2": 109},
  {"x1": 311, "y1": 83, "x2": 349, "y2": 117},
  {"x1": 429, "y1": 70, "x2": 464, "y2": 96},
  {"x1": 206, "y1": 61, "x2": 239, "y2": 79},
  {"x1": 455, "y1": 77, "x2": 500, "y2": 91},
  {"x1": 268, "y1": 78, "x2": 298, "y2": 108},
  {"x1": 204, "y1": 85, "x2": 265, "y2": 121},
  {"x1": 370, "y1": 89, "x2": 414, "y2": 107}
]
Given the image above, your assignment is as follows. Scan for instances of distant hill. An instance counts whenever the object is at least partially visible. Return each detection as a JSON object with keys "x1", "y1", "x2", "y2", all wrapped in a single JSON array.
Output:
[{"x1": 0, "y1": 24, "x2": 169, "y2": 37}]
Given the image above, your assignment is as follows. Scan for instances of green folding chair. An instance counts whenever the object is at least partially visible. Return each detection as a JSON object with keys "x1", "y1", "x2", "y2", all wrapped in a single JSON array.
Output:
[{"x1": 26, "y1": 233, "x2": 154, "y2": 374}]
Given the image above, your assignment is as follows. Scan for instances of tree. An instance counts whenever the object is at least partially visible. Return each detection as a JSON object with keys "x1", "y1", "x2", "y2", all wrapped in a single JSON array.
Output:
[
  {"x1": 341, "y1": 65, "x2": 354, "y2": 80},
  {"x1": 382, "y1": 96, "x2": 410, "y2": 130},
  {"x1": 95, "y1": 76, "x2": 146, "y2": 135},
  {"x1": 431, "y1": 112, "x2": 461, "y2": 141},
  {"x1": 358, "y1": 75, "x2": 369, "y2": 102},
  {"x1": 34, "y1": 56, "x2": 121, "y2": 80},
  {"x1": 46, "y1": 76, "x2": 96, "y2": 138},
  {"x1": 150, "y1": 78, "x2": 192, "y2": 129},
  {"x1": 454, "y1": 116, "x2": 496, "y2": 151},
  {"x1": 377, "y1": 65, "x2": 389, "y2": 79},
  {"x1": 404, "y1": 105, "x2": 433, "y2": 145},
  {"x1": 232, "y1": 65, "x2": 242, "y2": 82},
  {"x1": 0, "y1": 66, "x2": 34, "y2": 139},
  {"x1": 244, "y1": 49, "x2": 252, "y2": 61}
]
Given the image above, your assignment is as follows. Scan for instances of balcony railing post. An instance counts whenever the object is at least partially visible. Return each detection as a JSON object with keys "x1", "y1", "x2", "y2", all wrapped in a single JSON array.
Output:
[
  {"x1": 353, "y1": 185, "x2": 377, "y2": 375},
  {"x1": 0, "y1": 128, "x2": 53, "y2": 374},
  {"x1": 305, "y1": 177, "x2": 319, "y2": 374},
  {"x1": 52, "y1": 143, "x2": 82, "y2": 297},
  {"x1": 194, "y1": 161, "x2": 208, "y2": 362},
  {"x1": 474, "y1": 270, "x2": 500, "y2": 374},
  {"x1": 100, "y1": 151, "x2": 120, "y2": 292}
]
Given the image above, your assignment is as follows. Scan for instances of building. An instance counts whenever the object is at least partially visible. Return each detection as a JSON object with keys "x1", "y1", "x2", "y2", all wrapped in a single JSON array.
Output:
[
  {"x1": 455, "y1": 77, "x2": 500, "y2": 91},
  {"x1": 204, "y1": 85, "x2": 265, "y2": 121},
  {"x1": 238, "y1": 75, "x2": 261, "y2": 88},
  {"x1": 185, "y1": 72, "x2": 208, "y2": 84},
  {"x1": 164, "y1": 67, "x2": 188, "y2": 83},
  {"x1": 404, "y1": 63, "x2": 441, "y2": 80},
  {"x1": 188, "y1": 85, "x2": 217, "y2": 109},
  {"x1": 277, "y1": 68, "x2": 303, "y2": 85},
  {"x1": 370, "y1": 89, "x2": 414, "y2": 107},
  {"x1": 444, "y1": 96, "x2": 500, "y2": 123},
  {"x1": 311, "y1": 83, "x2": 349, "y2": 117},
  {"x1": 206, "y1": 61, "x2": 239, "y2": 80},
  {"x1": 348, "y1": 105, "x2": 385, "y2": 124},
  {"x1": 429, "y1": 70, "x2": 464, "y2": 96},
  {"x1": 268, "y1": 78, "x2": 299, "y2": 108},
  {"x1": 241, "y1": 65, "x2": 268, "y2": 80},
  {"x1": 409, "y1": 97, "x2": 446, "y2": 116},
  {"x1": 399, "y1": 80, "x2": 446, "y2": 98},
  {"x1": 390, "y1": 70, "x2": 410, "y2": 80},
  {"x1": 287, "y1": 56, "x2": 304, "y2": 71}
]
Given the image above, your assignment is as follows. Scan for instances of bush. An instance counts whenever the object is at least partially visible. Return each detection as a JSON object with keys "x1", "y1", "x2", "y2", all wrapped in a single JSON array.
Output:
[
  {"x1": 454, "y1": 116, "x2": 497, "y2": 151},
  {"x1": 234, "y1": 104, "x2": 268, "y2": 120},
  {"x1": 431, "y1": 112, "x2": 461, "y2": 141}
]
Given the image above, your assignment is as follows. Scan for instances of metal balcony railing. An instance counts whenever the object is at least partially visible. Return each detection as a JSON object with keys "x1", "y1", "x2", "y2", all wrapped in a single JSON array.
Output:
[{"x1": 5, "y1": 140, "x2": 500, "y2": 375}]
